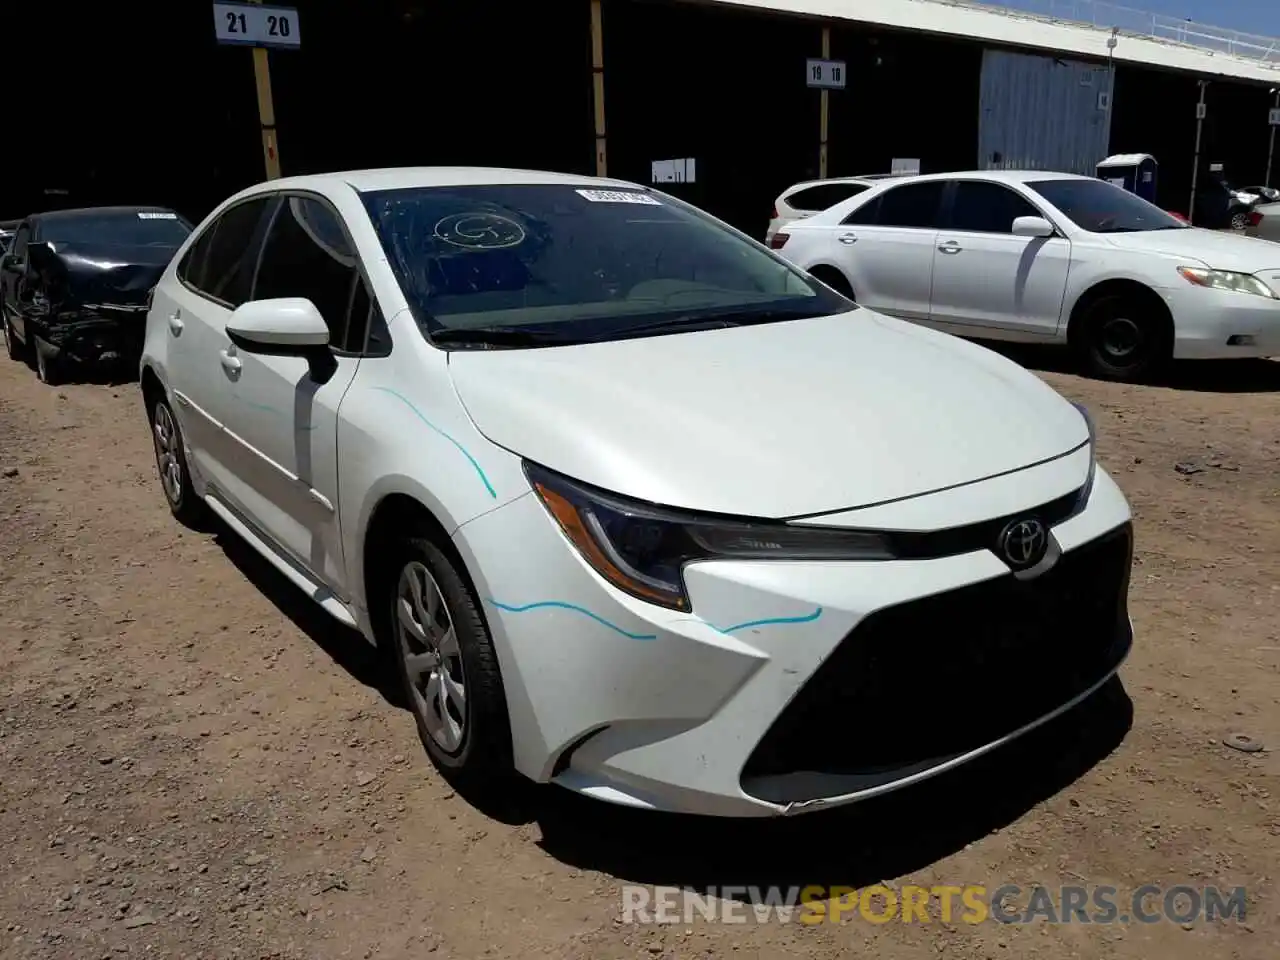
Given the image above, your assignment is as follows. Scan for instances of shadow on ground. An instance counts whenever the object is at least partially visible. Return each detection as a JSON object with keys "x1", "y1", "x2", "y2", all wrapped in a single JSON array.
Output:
[
  {"x1": 210, "y1": 511, "x2": 1135, "y2": 893},
  {"x1": 983, "y1": 341, "x2": 1280, "y2": 394},
  {"x1": 210, "y1": 524, "x2": 406, "y2": 711}
]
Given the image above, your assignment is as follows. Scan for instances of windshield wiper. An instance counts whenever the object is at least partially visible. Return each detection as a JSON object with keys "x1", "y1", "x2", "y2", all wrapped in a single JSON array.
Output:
[
  {"x1": 428, "y1": 325, "x2": 588, "y2": 348},
  {"x1": 606, "y1": 308, "x2": 830, "y2": 340}
]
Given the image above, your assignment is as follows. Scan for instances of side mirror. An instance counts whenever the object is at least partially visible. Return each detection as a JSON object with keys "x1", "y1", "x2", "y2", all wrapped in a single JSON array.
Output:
[
  {"x1": 2, "y1": 254, "x2": 25, "y2": 274},
  {"x1": 226, "y1": 297, "x2": 330, "y2": 354},
  {"x1": 1012, "y1": 215, "x2": 1055, "y2": 238}
]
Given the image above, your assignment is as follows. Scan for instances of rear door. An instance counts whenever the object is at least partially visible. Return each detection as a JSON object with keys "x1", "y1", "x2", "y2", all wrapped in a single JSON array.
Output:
[
  {"x1": 159, "y1": 195, "x2": 278, "y2": 502},
  {"x1": 829, "y1": 180, "x2": 946, "y2": 319}
]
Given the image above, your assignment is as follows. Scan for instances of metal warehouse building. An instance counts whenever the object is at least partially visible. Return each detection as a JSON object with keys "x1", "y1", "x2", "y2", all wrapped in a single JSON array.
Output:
[{"x1": 9, "y1": 0, "x2": 1280, "y2": 236}]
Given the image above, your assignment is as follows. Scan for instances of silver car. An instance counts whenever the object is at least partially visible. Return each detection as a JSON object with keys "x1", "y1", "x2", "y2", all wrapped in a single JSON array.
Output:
[{"x1": 1245, "y1": 201, "x2": 1280, "y2": 243}]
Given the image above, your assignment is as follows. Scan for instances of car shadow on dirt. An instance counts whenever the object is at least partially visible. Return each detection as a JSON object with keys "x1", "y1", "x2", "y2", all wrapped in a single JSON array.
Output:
[
  {"x1": 978, "y1": 341, "x2": 1280, "y2": 394},
  {"x1": 209, "y1": 522, "x2": 407, "y2": 711}
]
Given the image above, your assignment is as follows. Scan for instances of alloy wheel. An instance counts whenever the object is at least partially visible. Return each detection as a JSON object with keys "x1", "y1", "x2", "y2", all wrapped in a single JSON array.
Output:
[
  {"x1": 152, "y1": 403, "x2": 184, "y2": 506},
  {"x1": 395, "y1": 561, "x2": 468, "y2": 753}
]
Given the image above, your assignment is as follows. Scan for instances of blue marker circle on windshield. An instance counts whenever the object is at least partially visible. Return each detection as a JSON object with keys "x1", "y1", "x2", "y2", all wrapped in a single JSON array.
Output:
[{"x1": 433, "y1": 213, "x2": 526, "y2": 250}]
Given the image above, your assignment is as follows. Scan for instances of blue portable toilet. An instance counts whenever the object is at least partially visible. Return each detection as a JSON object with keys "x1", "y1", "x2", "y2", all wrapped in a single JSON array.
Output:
[{"x1": 1096, "y1": 154, "x2": 1158, "y2": 203}]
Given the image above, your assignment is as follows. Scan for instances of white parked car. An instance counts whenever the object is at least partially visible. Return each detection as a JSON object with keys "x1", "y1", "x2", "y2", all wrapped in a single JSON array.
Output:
[
  {"x1": 765, "y1": 174, "x2": 899, "y2": 247},
  {"x1": 141, "y1": 167, "x2": 1134, "y2": 817},
  {"x1": 772, "y1": 171, "x2": 1280, "y2": 381}
]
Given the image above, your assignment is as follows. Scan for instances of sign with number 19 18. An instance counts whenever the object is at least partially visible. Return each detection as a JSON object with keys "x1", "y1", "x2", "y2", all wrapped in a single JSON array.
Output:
[{"x1": 212, "y1": 2, "x2": 301, "y2": 50}]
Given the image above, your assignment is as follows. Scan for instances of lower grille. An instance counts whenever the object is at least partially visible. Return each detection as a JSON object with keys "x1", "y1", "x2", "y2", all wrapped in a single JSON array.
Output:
[{"x1": 741, "y1": 522, "x2": 1134, "y2": 792}]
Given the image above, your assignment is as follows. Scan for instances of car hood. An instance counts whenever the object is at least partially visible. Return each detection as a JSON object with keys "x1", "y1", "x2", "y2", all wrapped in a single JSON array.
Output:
[
  {"x1": 34, "y1": 242, "x2": 177, "y2": 307},
  {"x1": 1103, "y1": 227, "x2": 1280, "y2": 272},
  {"x1": 447, "y1": 312, "x2": 1089, "y2": 519}
]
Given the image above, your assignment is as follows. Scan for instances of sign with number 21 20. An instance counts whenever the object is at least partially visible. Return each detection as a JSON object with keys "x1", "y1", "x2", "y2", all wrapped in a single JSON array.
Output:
[{"x1": 212, "y1": 2, "x2": 301, "y2": 50}]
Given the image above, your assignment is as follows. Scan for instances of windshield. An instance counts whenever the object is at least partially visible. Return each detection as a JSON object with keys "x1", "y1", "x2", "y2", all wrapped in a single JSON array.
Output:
[
  {"x1": 43, "y1": 211, "x2": 192, "y2": 247},
  {"x1": 359, "y1": 183, "x2": 848, "y2": 344},
  {"x1": 1026, "y1": 179, "x2": 1187, "y2": 234}
]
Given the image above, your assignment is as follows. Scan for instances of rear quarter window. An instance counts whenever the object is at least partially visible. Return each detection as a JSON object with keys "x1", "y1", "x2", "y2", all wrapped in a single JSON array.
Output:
[{"x1": 785, "y1": 183, "x2": 868, "y2": 213}]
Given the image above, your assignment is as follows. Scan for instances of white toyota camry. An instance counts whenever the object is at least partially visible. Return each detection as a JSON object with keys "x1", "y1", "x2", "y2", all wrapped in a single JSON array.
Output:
[
  {"x1": 141, "y1": 167, "x2": 1134, "y2": 817},
  {"x1": 771, "y1": 170, "x2": 1280, "y2": 382}
]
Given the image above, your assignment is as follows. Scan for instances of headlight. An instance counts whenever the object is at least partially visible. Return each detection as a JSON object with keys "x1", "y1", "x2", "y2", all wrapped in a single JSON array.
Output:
[
  {"x1": 1177, "y1": 266, "x2": 1277, "y2": 299},
  {"x1": 525, "y1": 462, "x2": 893, "y2": 611},
  {"x1": 1070, "y1": 401, "x2": 1097, "y2": 508}
]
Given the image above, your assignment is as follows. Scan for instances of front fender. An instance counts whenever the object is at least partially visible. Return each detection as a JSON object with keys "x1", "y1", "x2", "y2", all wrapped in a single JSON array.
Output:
[{"x1": 336, "y1": 334, "x2": 531, "y2": 617}]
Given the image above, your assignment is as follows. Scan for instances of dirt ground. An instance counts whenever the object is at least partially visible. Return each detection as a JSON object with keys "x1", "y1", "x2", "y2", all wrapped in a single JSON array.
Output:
[{"x1": 0, "y1": 348, "x2": 1277, "y2": 960}]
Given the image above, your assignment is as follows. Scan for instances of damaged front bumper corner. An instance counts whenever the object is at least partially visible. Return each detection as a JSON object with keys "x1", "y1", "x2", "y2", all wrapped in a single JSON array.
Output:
[{"x1": 39, "y1": 305, "x2": 148, "y2": 366}]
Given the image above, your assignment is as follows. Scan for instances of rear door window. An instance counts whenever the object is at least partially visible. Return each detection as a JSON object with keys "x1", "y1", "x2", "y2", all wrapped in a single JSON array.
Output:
[{"x1": 864, "y1": 181, "x2": 947, "y2": 229}]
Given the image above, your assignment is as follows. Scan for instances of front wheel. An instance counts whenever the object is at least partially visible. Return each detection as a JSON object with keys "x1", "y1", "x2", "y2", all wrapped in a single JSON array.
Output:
[
  {"x1": 1078, "y1": 295, "x2": 1171, "y2": 383},
  {"x1": 33, "y1": 338, "x2": 64, "y2": 385},
  {"x1": 386, "y1": 536, "x2": 514, "y2": 788}
]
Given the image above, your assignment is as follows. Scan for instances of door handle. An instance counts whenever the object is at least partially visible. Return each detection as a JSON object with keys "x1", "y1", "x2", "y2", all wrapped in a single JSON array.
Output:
[
  {"x1": 937, "y1": 241, "x2": 963, "y2": 254},
  {"x1": 219, "y1": 349, "x2": 241, "y2": 376},
  {"x1": 837, "y1": 233, "x2": 858, "y2": 245},
  {"x1": 167, "y1": 312, "x2": 183, "y2": 335}
]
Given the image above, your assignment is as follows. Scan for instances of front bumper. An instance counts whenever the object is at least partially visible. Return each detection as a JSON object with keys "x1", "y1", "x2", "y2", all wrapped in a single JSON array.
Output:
[
  {"x1": 1162, "y1": 282, "x2": 1280, "y2": 359},
  {"x1": 454, "y1": 457, "x2": 1134, "y2": 818},
  {"x1": 39, "y1": 308, "x2": 147, "y2": 365}
]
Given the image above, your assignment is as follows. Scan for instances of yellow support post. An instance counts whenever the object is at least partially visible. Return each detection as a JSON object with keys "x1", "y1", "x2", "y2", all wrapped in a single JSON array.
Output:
[
  {"x1": 249, "y1": 0, "x2": 282, "y2": 179},
  {"x1": 590, "y1": 0, "x2": 607, "y2": 177},
  {"x1": 819, "y1": 25, "x2": 830, "y2": 179}
]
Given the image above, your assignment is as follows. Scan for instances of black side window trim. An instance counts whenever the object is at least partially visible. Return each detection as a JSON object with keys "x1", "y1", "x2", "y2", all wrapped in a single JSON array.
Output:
[{"x1": 179, "y1": 189, "x2": 394, "y2": 359}]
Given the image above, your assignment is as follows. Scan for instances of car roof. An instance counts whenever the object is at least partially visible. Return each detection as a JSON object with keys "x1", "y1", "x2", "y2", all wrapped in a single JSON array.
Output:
[
  {"x1": 238, "y1": 166, "x2": 644, "y2": 196},
  {"x1": 878, "y1": 170, "x2": 1094, "y2": 186}
]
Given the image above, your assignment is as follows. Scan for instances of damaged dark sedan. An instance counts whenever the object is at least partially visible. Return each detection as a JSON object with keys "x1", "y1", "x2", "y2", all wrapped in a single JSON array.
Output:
[{"x1": 1, "y1": 206, "x2": 191, "y2": 383}]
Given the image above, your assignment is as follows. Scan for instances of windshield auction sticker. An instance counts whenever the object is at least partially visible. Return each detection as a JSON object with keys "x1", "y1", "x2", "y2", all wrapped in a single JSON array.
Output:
[{"x1": 575, "y1": 189, "x2": 662, "y2": 205}]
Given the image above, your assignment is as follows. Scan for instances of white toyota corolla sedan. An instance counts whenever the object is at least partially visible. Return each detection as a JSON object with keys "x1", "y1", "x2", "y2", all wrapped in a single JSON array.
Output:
[
  {"x1": 140, "y1": 167, "x2": 1134, "y2": 817},
  {"x1": 771, "y1": 170, "x2": 1280, "y2": 382}
]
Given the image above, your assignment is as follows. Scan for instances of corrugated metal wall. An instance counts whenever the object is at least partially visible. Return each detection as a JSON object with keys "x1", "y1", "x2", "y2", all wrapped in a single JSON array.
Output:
[{"x1": 978, "y1": 48, "x2": 1113, "y2": 174}]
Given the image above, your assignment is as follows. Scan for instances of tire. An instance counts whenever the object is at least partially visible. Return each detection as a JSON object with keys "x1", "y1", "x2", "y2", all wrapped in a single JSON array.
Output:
[
  {"x1": 2, "y1": 315, "x2": 23, "y2": 362},
  {"x1": 149, "y1": 395, "x2": 207, "y2": 527},
  {"x1": 33, "y1": 338, "x2": 64, "y2": 385},
  {"x1": 384, "y1": 535, "x2": 514, "y2": 788},
  {"x1": 1077, "y1": 294, "x2": 1171, "y2": 383},
  {"x1": 1230, "y1": 209, "x2": 1249, "y2": 231},
  {"x1": 809, "y1": 266, "x2": 855, "y2": 301}
]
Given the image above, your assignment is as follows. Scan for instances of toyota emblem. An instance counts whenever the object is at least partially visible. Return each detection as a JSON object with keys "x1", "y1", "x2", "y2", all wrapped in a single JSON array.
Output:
[{"x1": 998, "y1": 518, "x2": 1048, "y2": 569}]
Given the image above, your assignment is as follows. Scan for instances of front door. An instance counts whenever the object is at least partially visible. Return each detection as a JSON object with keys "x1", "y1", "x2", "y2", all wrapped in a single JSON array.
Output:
[
  {"x1": 3, "y1": 224, "x2": 33, "y2": 340},
  {"x1": 929, "y1": 180, "x2": 1072, "y2": 338},
  {"x1": 202, "y1": 194, "x2": 369, "y2": 596}
]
